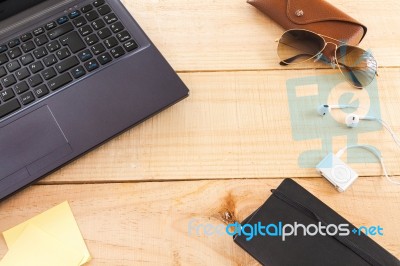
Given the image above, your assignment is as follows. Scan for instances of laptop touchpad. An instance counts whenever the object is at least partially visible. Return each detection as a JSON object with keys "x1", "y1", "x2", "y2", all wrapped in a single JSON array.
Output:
[{"x1": 0, "y1": 106, "x2": 70, "y2": 180}]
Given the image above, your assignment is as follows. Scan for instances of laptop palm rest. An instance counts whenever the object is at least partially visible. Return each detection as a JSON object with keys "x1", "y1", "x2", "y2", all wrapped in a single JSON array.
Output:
[{"x1": 0, "y1": 105, "x2": 72, "y2": 181}]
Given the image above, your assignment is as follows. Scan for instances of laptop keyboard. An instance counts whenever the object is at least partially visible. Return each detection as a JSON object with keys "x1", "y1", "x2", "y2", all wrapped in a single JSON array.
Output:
[{"x1": 0, "y1": 0, "x2": 138, "y2": 120}]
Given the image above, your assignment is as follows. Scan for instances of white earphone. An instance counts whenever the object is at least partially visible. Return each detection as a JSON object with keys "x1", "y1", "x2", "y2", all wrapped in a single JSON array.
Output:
[
  {"x1": 316, "y1": 104, "x2": 354, "y2": 116},
  {"x1": 317, "y1": 104, "x2": 383, "y2": 128},
  {"x1": 317, "y1": 104, "x2": 400, "y2": 146},
  {"x1": 316, "y1": 104, "x2": 400, "y2": 186},
  {"x1": 344, "y1": 113, "x2": 376, "y2": 128}
]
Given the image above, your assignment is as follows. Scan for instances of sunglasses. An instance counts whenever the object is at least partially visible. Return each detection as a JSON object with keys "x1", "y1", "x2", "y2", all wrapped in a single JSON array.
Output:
[{"x1": 276, "y1": 29, "x2": 378, "y2": 89}]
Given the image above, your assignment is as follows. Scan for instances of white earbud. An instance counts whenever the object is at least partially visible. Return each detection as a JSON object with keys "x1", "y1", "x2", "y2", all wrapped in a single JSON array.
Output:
[
  {"x1": 345, "y1": 114, "x2": 376, "y2": 128},
  {"x1": 345, "y1": 114, "x2": 360, "y2": 128},
  {"x1": 317, "y1": 104, "x2": 353, "y2": 116}
]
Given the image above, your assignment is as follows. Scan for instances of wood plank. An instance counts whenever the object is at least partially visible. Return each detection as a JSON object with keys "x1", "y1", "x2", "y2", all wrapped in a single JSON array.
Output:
[
  {"x1": 41, "y1": 68, "x2": 400, "y2": 183},
  {"x1": 121, "y1": 0, "x2": 400, "y2": 71},
  {"x1": 1, "y1": 178, "x2": 399, "y2": 265}
]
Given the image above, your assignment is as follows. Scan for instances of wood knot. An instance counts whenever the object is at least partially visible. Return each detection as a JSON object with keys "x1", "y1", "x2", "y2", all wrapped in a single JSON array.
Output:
[
  {"x1": 215, "y1": 192, "x2": 238, "y2": 225},
  {"x1": 219, "y1": 209, "x2": 237, "y2": 225}
]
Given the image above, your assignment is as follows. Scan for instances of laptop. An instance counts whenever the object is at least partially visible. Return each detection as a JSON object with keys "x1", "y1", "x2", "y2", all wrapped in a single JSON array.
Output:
[{"x1": 0, "y1": 0, "x2": 189, "y2": 200}]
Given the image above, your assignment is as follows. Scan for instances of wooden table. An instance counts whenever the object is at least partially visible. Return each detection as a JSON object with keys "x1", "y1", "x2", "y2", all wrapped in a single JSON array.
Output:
[{"x1": 1, "y1": 0, "x2": 399, "y2": 264}]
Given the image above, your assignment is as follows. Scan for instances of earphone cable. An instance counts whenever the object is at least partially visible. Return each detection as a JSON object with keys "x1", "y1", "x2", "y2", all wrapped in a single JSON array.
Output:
[
  {"x1": 377, "y1": 119, "x2": 400, "y2": 148},
  {"x1": 336, "y1": 145, "x2": 400, "y2": 185},
  {"x1": 344, "y1": 106, "x2": 400, "y2": 147}
]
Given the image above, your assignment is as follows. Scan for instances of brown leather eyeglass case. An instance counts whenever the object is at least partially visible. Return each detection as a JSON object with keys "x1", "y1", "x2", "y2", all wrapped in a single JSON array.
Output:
[{"x1": 248, "y1": 0, "x2": 368, "y2": 59}]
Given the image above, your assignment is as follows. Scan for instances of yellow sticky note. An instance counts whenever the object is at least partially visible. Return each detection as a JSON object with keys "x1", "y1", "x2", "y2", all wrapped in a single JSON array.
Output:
[
  {"x1": 2, "y1": 201, "x2": 91, "y2": 265},
  {"x1": 0, "y1": 224, "x2": 83, "y2": 266}
]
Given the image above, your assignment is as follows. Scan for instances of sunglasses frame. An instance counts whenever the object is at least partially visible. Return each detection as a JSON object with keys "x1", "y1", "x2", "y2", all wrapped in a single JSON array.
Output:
[{"x1": 277, "y1": 29, "x2": 378, "y2": 89}]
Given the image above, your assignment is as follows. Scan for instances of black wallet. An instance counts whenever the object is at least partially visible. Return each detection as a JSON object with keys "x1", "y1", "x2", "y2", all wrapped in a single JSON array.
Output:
[{"x1": 234, "y1": 179, "x2": 399, "y2": 266}]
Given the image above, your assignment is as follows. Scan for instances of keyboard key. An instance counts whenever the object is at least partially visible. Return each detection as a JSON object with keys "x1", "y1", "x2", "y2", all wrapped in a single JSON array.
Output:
[
  {"x1": 93, "y1": 0, "x2": 105, "y2": 7},
  {"x1": 47, "y1": 40, "x2": 61, "y2": 52},
  {"x1": 21, "y1": 33, "x2": 33, "y2": 42},
  {"x1": 57, "y1": 16, "x2": 69, "y2": 25},
  {"x1": 45, "y1": 21, "x2": 57, "y2": 30},
  {"x1": 85, "y1": 10, "x2": 99, "y2": 22},
  {"x1": 0, "y1": 44, "x2": 8, "y2": 53},
  {"x1": 77, "y1": 49, "x2": 93, "y2": 61},
  {"x1": 0, "y1": 88, "x2": 15, "y2": 101},
  {"x1": 34, "y1": 34, "x2": 49, "y2": 46},
  {"x1": 33, "y1": 47, "x2": 48, "y2": 59},
  {"x1": 33, "y1": 27, "x2": 45, "y2": 36},
  {"x1": 48, "y1": 22, "x2": 74, "y2": 40},
  {"x1": 110, "y1": 46, "x2": 125, "y2": 58},
  {"x1": 71, "y1": 65, "x2": 86, "y2": 79},
  {"x1": 41, "y1": 67, "x2": 57, "y2": 80},
  {"x1": 98, "y1": 5, "x2": 111, "y2": 15},
  {"x1": 56, "y1": 48, "x2": 71, "y2": 60},
  {"x1": 20, "y1": 91, "x2": 35, "y2": 105},
  {"x1": 81, "y1": 4, "x2": 93, "y2": 13},
  {"x1": 55, "y1": 56, "x2": 79, "y2": 73},
  {"x1": 98, "y1": 52, "x2": 112, "y2": 65},
  {"x1": 60, "y1": 31, "x2": 86, "y2": 53},
  {"x1": 20, "y1": 54, "x2": 34, "y2": 66},
  {"x1": 0, "y1": 98, "x2": 20, "y2": 119},
  {"x1": 33, "y1": 84, "x2": 49, "y2": 98},
  {"x1": 69, "y1": 10, "x2": 81, "y2": 19},
  {"x1": 91, "y1": 43, "x2": 105, "y2": 55},
  {"x1": 8, "y1": 39, "x2": 20, "y2": 48},
  {"x1": 15, "y1": 81, "x2": 29, "y2": 94},
  {"x1": 6, "y1": 61, "x2": 20, "y2": 72},
  {"x1": 21, "y1": 41, "x2": 36, "y2": 53},
  {"x1": 98, "y1": 28, "x2": 111, "y2": 39},
  {"x1": 15, "y1": 68, "x2": 30, "y2": 80},
  {"x1": 48, "y1": 72, "x2": 72, "y2": 91},
  {"x1": 116, "y1": 31, "x2": 131, "y2": 42},
  {"x1": 73, "y1": 16, "x2": 87, "y2": 27},
  {"x1": 8, "y1": 47, "x2": 22, "y2": 59},
  {"x1": 78, "y1": 25, "x2": 93, "y2": 36},
  {"x1": 43, "y1": 54, "x2": 58, "y2": 67},
  {"x1": 104, "y1": 36, "x2": 118, "y2": 48},
  {"x1": 84, "y1": 34, "x2": 99, "y2": 45},
  {"x1": 5, "y1": 61, "x2": 21, "y2": 73},
  {"x1": 104, "y1": 13, "x2": 117, "y2": 24},
  {"x1": 110, "y1": 22, "x2": 124, "y2": 33},
  {"x1": 0, "y1": 53, "x2": 8, "y2": 65},
  {"x1": 27, "y1": 74, "x2": 43, "y2": 87},
  {"x1": 84, "y1": 59, "x2": 99, "y2": 72},
  {"x1": 0, "y1": 67, "x2": 6, "y2": 78},
  {"x1": 92, "y1": 18, "x2": 105, "y2": 30},
  {"x1": 2, "y1": 74, "x2": 16, "y2": 87},
  {"x1": 29, "y1": 61, "x2": 44, "y2": 73},
  {"x1": 123, "y1": 40, "x2": 138, "y2": 52}
]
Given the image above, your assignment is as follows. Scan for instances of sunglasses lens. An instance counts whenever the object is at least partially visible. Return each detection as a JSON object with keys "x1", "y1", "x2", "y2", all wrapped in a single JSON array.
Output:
[
  {"x1": 335, "y1": 46, "x2": 377, "y2": 88},
  {"x1": 278, "y1": 30, "x2": 325, "y2": 64}
]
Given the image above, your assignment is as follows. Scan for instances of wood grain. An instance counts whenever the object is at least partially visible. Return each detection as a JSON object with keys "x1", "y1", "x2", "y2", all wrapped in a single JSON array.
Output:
[
  {"x1": 0, "y1": 178, "x2": 398, "y2": 265},
  {"x1": 121, "y1": 0, "x2": 400, "y2": 71},
  {"x1": 1, "y1": 0, "x2": 400, "y2": 265},
  {"x1": 41, "y1": 68, "x2": 400, "y2": 183}
]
